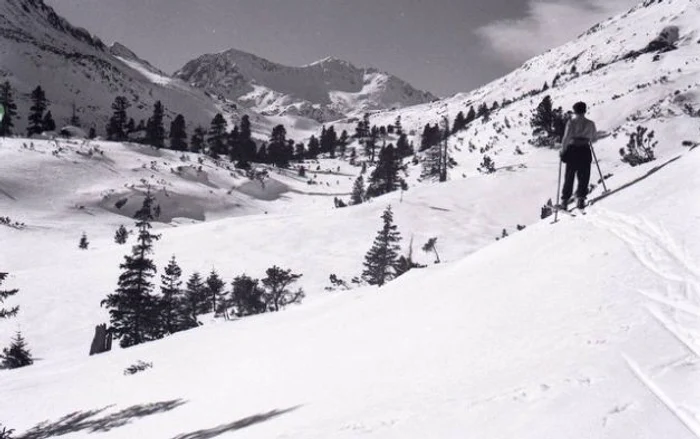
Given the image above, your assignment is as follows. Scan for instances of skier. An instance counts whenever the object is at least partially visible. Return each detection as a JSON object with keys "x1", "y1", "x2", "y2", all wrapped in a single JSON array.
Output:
[{"x1": 559, "y1": 101, "x2": 597, "y2": 210}]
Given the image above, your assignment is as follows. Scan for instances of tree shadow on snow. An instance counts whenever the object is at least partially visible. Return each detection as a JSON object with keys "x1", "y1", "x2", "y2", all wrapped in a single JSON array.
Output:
[
  {"x1": 170, "y1": 405, "x2": 302, "y2": 439},
  {"x1": 17, "y1": 399, "x2": 186, "y2": 439}
]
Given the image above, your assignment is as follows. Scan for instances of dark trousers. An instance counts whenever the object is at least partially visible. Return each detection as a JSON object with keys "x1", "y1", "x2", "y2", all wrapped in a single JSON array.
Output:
[{"x1": 562, "y1": 146, "x2": 592, "y2": 201}]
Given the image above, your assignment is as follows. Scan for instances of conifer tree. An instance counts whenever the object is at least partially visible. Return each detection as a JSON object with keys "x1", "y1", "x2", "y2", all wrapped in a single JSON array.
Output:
[
  {"x1": 0, "y1": 81, "x2": 18, "y2": 137},
  {"x1": 321, "y1": 125, "x2": 338, "y2": 157},
  {"x1": 229, "y1": 275, "x2": 266, "y2": 317},
  {"x1": 531, "y1": 95, "x2": 554, "y2": 137},
  {"x1": 477, "y1": 102, "x2": 490, "y2": 120},
  {"x1": 237, "y1": 115, "x2": 257, "y2": 165},
  {"x1": 453, "y1": 111, "x2": 467, "y2": 133},
  {"x1": 307, "y1": 135, "x2": 320, "y2": 158},
  {"x1": 88, "y1": 127, "x2": 96, "y2": 139},
  {"x1": 205, "y1": 269, "x2": 226, "y2": 316},
  {"x1": 366, "y1": 144, "x2": 405, "y2": 198},
  {"x1": 160, "y1": 256, "x2": 189, "y2": 334},
  {"x1": 101, "y1": 193, "x2": 162, "y2": 348},
  {"x1": 0, "y1": 423, "x2": 14, "y2": 438},
  {"x1": 114, "y1": 225, "x2": 129, "y2": 245},
  {"x1": 126, "y1": 118, "x2": 136, "y2": 134},
  {"x1": 350, "y1": 175, "x2": 365, "y2": 205},
  {"x1": 79, "y1": 232, "x2": 89, "y2": 250},
  {"x1": 190, "y1": 126, "x2": 206, "y2": 153},
  {"x1": 294, "y1": 143, "x2": 305, "y2": 161},
  {"x1": 183, "y1": 272, "x2": 208, "y2": 323},
  {"x1": 396, "y1": 133, "x2": 412, "y2": 158},
  {"x1": 268, "y1": 124, "x2": 288, "y2": 167},
  {"x1": 169, "y1": 114, "x2": 188, "y2": 151},
  {"x1": 107, "y1": 96, "x2": 130, "y2": 141},
  {"x1": 145, "y1": 101, "x2": 166, "y2": 148},
  {"x1": 394, "y1": 115, "x2": 403, "y2": 135},
  {"x1": 27, "y1": 86, "x2": 48, "y2": 136},
  {"x1": 261, "y1": 266, "x2": 304, "y2": 312},
  {"x1": 227, "y1": 125, "x2": 240, "y2": 162},
  {"x1": 42, "y1": 111, "x2": 56, "y2": 132},
  {"x1": 207, "y1": 113, "x2": 228, "y2": 158},
  {"x1": 362, "y1": 206, "x2": 402, "y2": 286},
  {"x1": 0, "y1": 273, "x2": 19, "y2": 319},
  {"x1": 1, "y1": 331, "x2": 33, "y2": 369},
  {"x1": 465, "y1": 106, "x2": 476, "y2": 125},
  {"x1": 338, "y1": 130, "x2": 349, "y2": 157}
]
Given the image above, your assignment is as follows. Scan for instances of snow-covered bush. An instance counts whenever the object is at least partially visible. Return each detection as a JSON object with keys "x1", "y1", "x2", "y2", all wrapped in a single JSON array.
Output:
[
  {"x1": 620, "y1": 126, "x2": 657, "y2": 166},
  {"x1": 123, "y1": 360, "x2": 153, "y2": 376}
]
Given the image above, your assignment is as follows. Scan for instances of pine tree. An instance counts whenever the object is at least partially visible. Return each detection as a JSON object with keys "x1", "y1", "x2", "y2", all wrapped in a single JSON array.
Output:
[
  {"x1": 465, "y1": 106, "x2": 476, "y2": 125},
  {"x1": 126, "y1": 118, "x2": 136, "y2": 134},
  {"x1": 531, "y1": 95, "x2": 554, "y2": 137},
  {"x1": 453, "y1": 111, "x2": 467, "y2": 133},
  {"x1": 294, "y1": 143, "x2": 306, "y2": 161},
  {"x1": 205, "y1": 269, "x2": 226, "y2": 316},
  {"x1": 145, "y1": 101, "x2": 166, "y2": 148},
  {"x1": 0, "y1": 273, "x2": 19, "y2": 319},
  {"x1": 320, "y1": 125, "x2": 337, "y2": 157},
  {"x1": 338, "y1": 130, "x2": 349, "y2": 157},
  {"x1": 107, "y1": 96, "x2": 130, "y2": 141},
  {"x1": 268, "y1": 124, "x2": 288, "y2": 167},
  {"x1": 394, "y1": 115, "x2": 403, "y2": 135},
  {"x1": 1, "y1": 331, "x2": 33, "y2": 369},
  {"x1": 207, "y1": 113, "x2": 228, "y2": 158},
  {"x1": 307, "y1": 135, "x2": 320, "y2": 159},
  {"x1": 190, "y1": 126, "x2": 206, "y2": 153},
  {"x1": 396, "y1": 133, "x2": 412, "y2": 158},
  {"x1": 261, "y1": 266, "x2": 304, "y2": 312},
  {"x1": 101, "y1": 193, "x2": 162, "y2": 348},
  {"x1": 42, "y1": 111, "x2": 56, "y2": 132},
  {"x1": 88, "y1": 127, "x2": 96, "y2": 139},
  {"x1": 0, "y1": 81, "x2": 18, "y2": 136},
  {"x1": 477, "y1": 102, "x2": 490, "y2": 120},
  {"x1": 79, "y1": 232, "x2": 89, "y2": 250},
  {"x1": 227, "y1": 125, "x2": 240, "y2": 161},
  {"x1": 169, "y1": 114, "x2": 188, "y2": 151},
  {"x1": 27, "y1": 86, "x2": 48, "y2": 136},
  {"x1": 0, "y1": 423, "x2": 14, "y2": 439},
  {"x1": 350, "y1": 175, "x2": 365, "y2": 205},
  {"x1": 159, "y1": 256, "x2": 189, "y2": 334},
  {"x1": 114, "y1": 225, "x2": 129, "y2": 245},
  {"x1": 237, "y1": 115, "x2": 257, "y2": 165},
  {"x1": 183, "y1": 272, "x2": 207, "y2": 323},
  {"x1": 366, "y1": 144, "x2": 404, "y2": 198},
  {"x1": 229, "y1": 275, "x2": 266, "y2": 317},
  {"x1": 362, "y1": 206, "x2": 402, "y2": 287}
]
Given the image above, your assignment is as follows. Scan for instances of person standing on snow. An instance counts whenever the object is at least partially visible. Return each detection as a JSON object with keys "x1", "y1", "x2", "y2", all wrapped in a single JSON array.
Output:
[{"x1": 559, "y1": 101, "x2": 597, "y2": 210}]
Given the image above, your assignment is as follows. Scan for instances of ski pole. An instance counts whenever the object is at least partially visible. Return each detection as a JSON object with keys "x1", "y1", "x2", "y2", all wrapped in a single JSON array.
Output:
[
  {"x1": 554, "y1": 158, "x2": 563, "y2": 223},
  {"x1": 590, "y1": 143, "x2": 608, "y2": 193}
]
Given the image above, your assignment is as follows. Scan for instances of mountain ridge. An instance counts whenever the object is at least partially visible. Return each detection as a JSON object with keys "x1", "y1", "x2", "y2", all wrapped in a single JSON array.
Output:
[{"x1": 175, "y1": 47, "x2": 437, "y2": 122}]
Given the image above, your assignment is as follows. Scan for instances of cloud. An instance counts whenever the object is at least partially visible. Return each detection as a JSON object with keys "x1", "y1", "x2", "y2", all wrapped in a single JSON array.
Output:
[{"x1": 476, "y1": 0, "x2": 640, "y2": 63}]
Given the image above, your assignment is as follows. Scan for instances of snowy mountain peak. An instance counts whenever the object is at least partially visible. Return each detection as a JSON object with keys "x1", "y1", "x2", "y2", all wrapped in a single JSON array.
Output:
[{"x1": 175, "y1": 48, "x2": 437, "y2": 122}]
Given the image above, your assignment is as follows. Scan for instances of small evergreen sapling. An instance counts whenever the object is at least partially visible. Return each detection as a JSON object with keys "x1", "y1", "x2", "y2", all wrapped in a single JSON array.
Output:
[
  {"x1": 206, "y1": 269, "x2": 226, "y2": 317},
  {"x1": 620, "y1": 126, "x2": 657, "y2": 166},
  {"x1": 160, "y1": 256, "x2": 186, "y2": 334},
  {"x1": 261, "y1": 266, "x2": 304, "y2": 312},
  {"x1": 350, "y1": 175, "x2": 365, "y2": 205},
  {"x1": 1, "y1": 331, "x2": 33, "y2": 369},
  {"x1": 184, "y1": 272, "x2": 208, "y2": 323},
  {"x1": 79, "y1": 232, "x2": 89, "y2": 249},
  {"x1": 0, "y1": 273, "x2": 19, "y2": 319},
  {"x1": 114, "y1": 225, "x2": 129, "y2": 244},
  {"x1": 422, "y1": 237, "x2": 441, "y2": 263}
]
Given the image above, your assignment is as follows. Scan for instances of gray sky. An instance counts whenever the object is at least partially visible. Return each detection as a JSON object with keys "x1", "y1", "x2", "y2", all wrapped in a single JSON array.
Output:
[{"x1": 46, "y1": 0, "x2": 639, "y2": 97}]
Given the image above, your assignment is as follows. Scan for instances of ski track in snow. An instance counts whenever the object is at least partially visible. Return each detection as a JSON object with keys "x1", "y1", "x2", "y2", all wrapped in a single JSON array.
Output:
[{"x1": 586, "y1": 208, "x2": 700, "y2": 436}]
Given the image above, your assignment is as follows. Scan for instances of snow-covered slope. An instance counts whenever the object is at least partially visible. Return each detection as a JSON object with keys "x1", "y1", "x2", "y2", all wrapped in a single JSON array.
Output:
[
  {"x1": 0, "y1": 0, "x2": 222, "y2": 134},
  {"x1": 1, "y1": 0, "x2": 700, "y2": 437},
  {"x1": 175, "y1": 49, "x2": 437, "y2": 122}
]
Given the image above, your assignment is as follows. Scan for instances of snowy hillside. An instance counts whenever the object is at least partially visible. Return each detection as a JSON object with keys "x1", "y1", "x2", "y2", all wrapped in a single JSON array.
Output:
[
  {"x1": 0, "y1": 0, "x2": 223, "y2": 134},
  {"x1": 175, "y1": 49, "x2": 437, "y2": 123},
  {"x1": 1, "y1": 0, "x2": 700, "y2": 437}
]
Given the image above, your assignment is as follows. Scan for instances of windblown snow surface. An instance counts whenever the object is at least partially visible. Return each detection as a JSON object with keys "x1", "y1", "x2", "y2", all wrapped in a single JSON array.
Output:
[{"x1": 1, "y1": 0, "x2": 700, "y2": 437}]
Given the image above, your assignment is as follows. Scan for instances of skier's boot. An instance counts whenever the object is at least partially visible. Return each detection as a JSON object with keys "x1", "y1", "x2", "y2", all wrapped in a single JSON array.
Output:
[{"x1": 576, "y1": 197, "x2": 586, "y2": 210}]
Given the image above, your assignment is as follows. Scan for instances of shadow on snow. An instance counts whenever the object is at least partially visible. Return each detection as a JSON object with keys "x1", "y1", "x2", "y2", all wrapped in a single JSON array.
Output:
[{"x1": 170, "y1": 406, "x2": 302, "y2": 439}]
